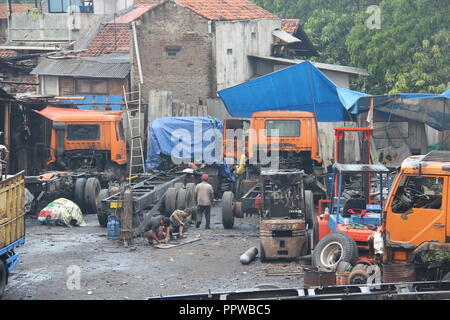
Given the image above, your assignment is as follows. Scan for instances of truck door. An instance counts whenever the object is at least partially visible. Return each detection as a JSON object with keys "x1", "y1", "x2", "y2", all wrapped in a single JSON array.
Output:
[{"x1": 386, "y1": 175, "x2": 447, "y2": 246}]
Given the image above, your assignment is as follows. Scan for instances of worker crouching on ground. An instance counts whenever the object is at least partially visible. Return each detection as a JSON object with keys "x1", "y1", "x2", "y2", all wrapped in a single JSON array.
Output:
[
  {"x1": 143, "y1": 215, "x2": 171, "y2": 245},
  {"x1": 194, "y1": 174, "x2": 214, "y2": 229},
  {"x1": 169, "y1": 208, "x2": 194, "y2": 239}
]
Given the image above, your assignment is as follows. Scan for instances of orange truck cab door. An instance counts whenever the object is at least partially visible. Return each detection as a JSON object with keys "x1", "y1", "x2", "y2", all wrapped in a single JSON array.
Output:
[{"x1": 385, "y1": 174, "x2": 447, "y2": 246}]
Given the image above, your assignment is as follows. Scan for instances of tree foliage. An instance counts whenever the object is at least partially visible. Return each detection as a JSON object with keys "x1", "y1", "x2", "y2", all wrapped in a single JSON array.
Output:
[{"x1": 253, "y1": 0, "x2": 449, "y2": 94}]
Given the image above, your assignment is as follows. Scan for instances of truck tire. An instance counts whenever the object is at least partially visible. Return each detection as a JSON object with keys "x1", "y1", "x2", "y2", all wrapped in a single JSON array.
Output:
[
  {"x1": 165, "y1": 188, "x2": 177, "y2": 215},
  {"x1": 185, "y1": 183, "x2": 196, "y2": 209},
  {"x1": 96, "y1": 189, "x2": 109, "y2": 228},
  {"x1": 0, "y1": 259, "x2": 7, "y2": 299},
  {"x1": 304, "y1": 190, "x2": 315, "y2": 227},
  {"x1": 221, "y1": 191, "x2": 235, "y2": 229},
  {"x1": 348, "y1": 269, "x2": 369, "y2": 284},
  {"x1": 260, "y1": 244, "x2": 267, "y2": 263},
  {"x1": 74, "y1": 178, "x2": 87, "y2": 210},
  {"x1": 312, "y1": 232, "x2": 358, "y2": 270},
  {"x1": 176, "y1": 188, "x2": 188, "y2": 210},
  {"x1": 85, "y1": 177, "x2": 101, "y2": 214}
]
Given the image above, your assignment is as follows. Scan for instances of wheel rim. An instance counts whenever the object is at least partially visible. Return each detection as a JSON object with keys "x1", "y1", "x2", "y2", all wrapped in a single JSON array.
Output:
[{"x1": 320, "y1": 241, "x2": 343, "y2": 268}]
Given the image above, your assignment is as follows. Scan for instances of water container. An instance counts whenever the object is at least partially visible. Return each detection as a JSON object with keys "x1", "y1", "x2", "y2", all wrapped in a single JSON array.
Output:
[{"x1": 107, "y1": 215, "x2": 121, "y2": 240}]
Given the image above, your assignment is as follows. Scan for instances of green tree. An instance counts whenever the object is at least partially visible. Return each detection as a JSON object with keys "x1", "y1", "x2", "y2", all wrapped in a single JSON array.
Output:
[{"x1": 253, "y1": 0, "x2": 449, "y2": 94}]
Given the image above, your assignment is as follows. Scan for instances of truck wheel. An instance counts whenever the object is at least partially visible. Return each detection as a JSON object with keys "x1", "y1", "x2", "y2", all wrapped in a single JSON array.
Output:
[
  {"x1": 174, "y1": 182, "x2": 184, "y2": 190},
  {"x1": 176, "y1": 188, "x2": 188, "y2": 210},
  {"x1": 221, "y1": 191, "x2": 235, "y2": 229},
  {"x1": 312, "y1": 232, "x2": 358, "y2": 270},
  {"x1": 165, "y1": 188, "x2": 177, "y2": 215},
  {"x1": 304, "y1": 190, "x2": 315, "y2": 227},
  {"x1": 85, "y1": 177, "x2": 101, "y2": 214},
  {"x1": 74, "y1": 178, "x2": 87, "y2": 210},
  {"x1": 97, "y1": 211, "x2": 108, "y2": 228},
  {"x1": 0, "y1": 260, "x2": 7, "y2": 299},
  {"x1": 348, "y1": 269, "x2": 369, "y2": 284},
  {"x1": 185, "y1": 183, "x2": 196, "y2": 209},
  {"x1": 260, "y1": 244, "x2": 267, "y2": 263}
]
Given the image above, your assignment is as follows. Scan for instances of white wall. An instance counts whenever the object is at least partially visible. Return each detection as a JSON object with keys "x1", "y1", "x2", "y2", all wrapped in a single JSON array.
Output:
[
  {"x1": 322, "y1": 70, "x2": 349, "y2": 88},
  {"x1": 214, "y1": 18, "x2": 280, "y2": 91},
  {"x1": 94, "y1": 0, "x2": 134, "y2": 15}
]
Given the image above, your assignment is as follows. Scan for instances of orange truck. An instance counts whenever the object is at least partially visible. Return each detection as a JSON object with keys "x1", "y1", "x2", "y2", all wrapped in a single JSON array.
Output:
[
  {"x1": 223, "y1": 110, "x2": 322, "y2": 173},
  {"x1": 313, "y1": 151, "x2": 450, "y2": 282},
  {"x1": 25, "y1": 107, "x2": 128, "y2": 225},
  {"x1": 221, "y1": 110, "x2": 325, "y2": 229},
  {"x1": 381, "y1": 150, "x2": 450, "y2": 281}
]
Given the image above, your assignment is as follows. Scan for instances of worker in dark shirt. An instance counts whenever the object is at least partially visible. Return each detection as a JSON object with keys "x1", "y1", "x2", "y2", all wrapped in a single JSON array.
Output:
[{"x1": 143, "y1": 215, "x2": 171, "y2": 245}]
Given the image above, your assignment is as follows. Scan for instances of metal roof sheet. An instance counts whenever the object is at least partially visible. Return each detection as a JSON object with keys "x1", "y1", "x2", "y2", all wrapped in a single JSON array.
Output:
[
  {"x1": 31, "y1": 56, "x2": 130, "y2": 79},
  {"x1": 272, "y1": 29, "x2": 301, "y2": 44}
]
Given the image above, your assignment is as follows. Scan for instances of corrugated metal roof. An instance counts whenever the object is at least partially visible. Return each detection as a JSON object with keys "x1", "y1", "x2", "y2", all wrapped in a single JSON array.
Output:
[
  {"x1": 31, "y1": 56, "x2": 130, "y2": 79},
  {"x1": 272, "y1": 29, "x2": 301, "y2": 44}
]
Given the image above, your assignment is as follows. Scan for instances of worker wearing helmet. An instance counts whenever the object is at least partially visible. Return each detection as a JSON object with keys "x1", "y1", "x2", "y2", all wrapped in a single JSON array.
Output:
[{"x1": 194, "y1": 174, "x2": 214, "y2": 229}]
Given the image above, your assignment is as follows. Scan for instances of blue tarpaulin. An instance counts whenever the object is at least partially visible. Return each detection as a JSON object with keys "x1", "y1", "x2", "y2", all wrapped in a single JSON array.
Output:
[
  {"x1": 218, "y1": 61, "x2": 449, "y2": 130},
  {"x1": 218, "y1": 61, "x2": 365, "y2": 122},
  {"x1": 346, "y1": 89, "x2": 450, "y2": 131},
  {"x1": 63, "y1": 95, "x2": 124, "y2": 111},
  {"x1": 146, "y1": 116, "x2": 233, "y2": 180}
]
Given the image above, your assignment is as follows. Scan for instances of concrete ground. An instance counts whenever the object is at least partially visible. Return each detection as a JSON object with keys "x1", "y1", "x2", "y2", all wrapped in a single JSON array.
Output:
[{"x1": 3, "y1": 205, "x2": 305, "y2": 300}]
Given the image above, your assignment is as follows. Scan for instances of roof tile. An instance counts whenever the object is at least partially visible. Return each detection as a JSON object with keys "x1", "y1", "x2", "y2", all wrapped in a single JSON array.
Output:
[
  {"x1": 175, "y1": 0, "x2": 277, "y2": 20},
  {"x1": 281, "y1": 19, "x2": 300, "y2": 34},
  {"x1": 83, "y1": 24, "x2": 131, "y2": 57},
  {"x1": 0, "y1": 4, "x2": 34, "y2": 19}
]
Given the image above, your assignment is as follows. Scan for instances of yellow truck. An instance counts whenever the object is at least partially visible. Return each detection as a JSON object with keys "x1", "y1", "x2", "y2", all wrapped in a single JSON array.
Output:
[{"x1": 0, "y1": 172, "x2": 25, "y2": 299}]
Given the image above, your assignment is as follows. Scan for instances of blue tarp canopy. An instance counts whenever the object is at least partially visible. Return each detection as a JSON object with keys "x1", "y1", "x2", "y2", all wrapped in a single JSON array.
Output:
[
  {"x1": 218, "y1": 61, "x2": 449, "y2": 131},
  {"x1": 218, "y1": 61, "x2": 366, "y2": 122},
  {"x1": 146, "y1": 116, "x2": 233, "y2": 180},
  {"x1": 346, "y1": 89, "x2": 450, "y2": 131}
]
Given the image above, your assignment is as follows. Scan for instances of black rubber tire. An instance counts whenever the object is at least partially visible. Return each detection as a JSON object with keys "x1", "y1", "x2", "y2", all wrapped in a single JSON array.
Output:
[
  {"x1": 185, "y1": 183, "x2": 196, "y2": 209},
  {"x1": 260, "y1": 244, "x2": 267, "y2": 263},
  {"x1": 173, "y1": 182, "x2": 184, "y2": 190},
  {"x1": 165, "y1": 187, "x2": 177, "y2": 215},
  {"x1": 0, "y1": 259, "x2": 7, "y2": 299},
  {"x1": 84, "y1": 177, "x2": 101, "y2": 214},
  {"x1": 96, "y1": 189, "x2": 109, "y2": 228},
  {"x1": 312, "y1": 222, "x2": 319, "y2": 248},
  {"x1": 221, "y1": 191, "x2": 235, "y2": 229},
  {"x1": 74, "y1": 178, "x2": 87, "y2": 210},
  {"x1": 304, "y1": 190, "x2": 315, "y2": 227},
  {"x1": 312, "y1": 232, "x2": 358, "y2": 270},
  {"x1": 97, "y1": 211, "x2": 108, "y2": 228},
  {"x1": 348, "y1": 269, "x2": 369, "y2": 284},
  {"x1": 176, "y1": 188, "x2": 188, "y2": 210}
]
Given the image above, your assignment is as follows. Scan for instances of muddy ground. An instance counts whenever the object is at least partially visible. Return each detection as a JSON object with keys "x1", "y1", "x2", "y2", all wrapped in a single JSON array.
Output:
[{"x1": 3, "y1": 205, "x2": 307, "y2": 300}]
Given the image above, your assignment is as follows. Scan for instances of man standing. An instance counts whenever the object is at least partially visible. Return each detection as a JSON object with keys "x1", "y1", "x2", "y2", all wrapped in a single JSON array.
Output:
[
  {"x1": 194, "y1": 174, "x2": 214, "y2": 229},
  {"x1": 143, "y1": 215, "x2": 171, "y2": 245}
]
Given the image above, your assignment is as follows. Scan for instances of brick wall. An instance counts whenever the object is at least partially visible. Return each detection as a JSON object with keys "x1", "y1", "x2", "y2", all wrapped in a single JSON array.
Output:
[{"x1": 133, "y1": 1, "x2": 214, "y2": 107}]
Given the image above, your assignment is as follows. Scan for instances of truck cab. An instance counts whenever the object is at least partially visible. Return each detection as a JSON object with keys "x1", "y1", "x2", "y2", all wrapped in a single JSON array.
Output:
[
  {"x1": 35, "y1": 107, "x2": 127, "y2": 173},
  {"x1": 383, "y1": 151, "x2": 450, "y2": 265},
  {"x1": 223, "y1": 111, "x2": 322, "y2": 173}
]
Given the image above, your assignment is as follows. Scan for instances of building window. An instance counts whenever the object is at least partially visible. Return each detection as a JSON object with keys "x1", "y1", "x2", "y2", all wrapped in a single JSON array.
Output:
[
  {"x1": 165, "y1": 46, "x2": 181, "y2": 58},
  {"x1": 251, "y1": 32, "x2": 257, "y2": 39},
  {"x1": 48, "y1": 0, "x2": 93, "y2": 14},
  {"x1": 75, "y1": 79, "x2": 108, "y2": 94},
  {"x1": 227, "y1": 49, "x2": 233, "y2": 55},
  {"x1": 48, "y1": 0, "x2": 69, "y2": 13}
]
